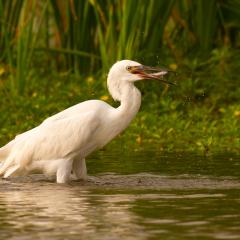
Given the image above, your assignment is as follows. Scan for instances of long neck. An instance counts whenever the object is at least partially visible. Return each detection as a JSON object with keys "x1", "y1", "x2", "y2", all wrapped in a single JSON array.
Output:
[{"x1": 114, "y1": 82, "x2": 141, "y2": 128}]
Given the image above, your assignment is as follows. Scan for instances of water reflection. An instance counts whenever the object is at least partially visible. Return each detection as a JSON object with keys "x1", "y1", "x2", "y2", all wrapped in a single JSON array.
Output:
[
  {"x1": 0, "y1": 184, "x2": 148, "y2": 239},
  {"x1": 0, "y1": 150, "x2": 240, "y2": 239},
  {"x1": 1, "y1": 181, "x2": 240, "y2": 239}
]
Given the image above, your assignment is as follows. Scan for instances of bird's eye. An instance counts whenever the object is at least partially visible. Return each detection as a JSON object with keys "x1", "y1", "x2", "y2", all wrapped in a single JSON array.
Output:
[{"x1": 126, "y1": 66, "x2": 131, "y2": 71}]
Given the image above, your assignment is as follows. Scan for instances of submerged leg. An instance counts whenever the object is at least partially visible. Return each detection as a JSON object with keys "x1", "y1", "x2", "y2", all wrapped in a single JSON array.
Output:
[
  {"x1": 72, "y1": 158, "x2": 87, "y2": 180},
  {"x1": 56, "y1": 159, "x2": 73, "y2": 184}
]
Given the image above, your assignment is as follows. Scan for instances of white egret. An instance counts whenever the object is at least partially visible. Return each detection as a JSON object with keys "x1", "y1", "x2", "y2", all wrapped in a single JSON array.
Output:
[{"x1": 0, "y1": 60, "x2": 174, "y2": 183}]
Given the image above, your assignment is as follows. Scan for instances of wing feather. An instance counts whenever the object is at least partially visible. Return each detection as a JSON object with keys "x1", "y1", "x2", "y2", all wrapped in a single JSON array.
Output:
[
  {"x1": 0, "y1": 111, "x2": 100, "y2": 176},
  {"x1": 42, "y1": 100, "x2": 101, "y2": 124},
  {"x1": 27, "y1": 111, "x2": 100, "y2": 161}
]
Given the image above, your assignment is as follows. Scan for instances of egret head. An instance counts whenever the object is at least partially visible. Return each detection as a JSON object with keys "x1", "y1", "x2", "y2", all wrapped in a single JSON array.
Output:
[
  {"x1": 107, "y1": 60, "x2": 175, "y2": 101},
  {"x1": 108, "y1": 59, "x2": 174, "y2": 83}
]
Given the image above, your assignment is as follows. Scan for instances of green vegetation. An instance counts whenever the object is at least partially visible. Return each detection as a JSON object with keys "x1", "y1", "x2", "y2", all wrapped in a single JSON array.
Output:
[{"x1": 0, "y1": 0, "x2": 239, "y2": 153}]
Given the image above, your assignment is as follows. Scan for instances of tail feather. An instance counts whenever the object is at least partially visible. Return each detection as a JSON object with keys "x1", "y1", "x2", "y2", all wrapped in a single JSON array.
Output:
[
  {"x1": 0, "y1": 141, "x2": 14, "y2": 161},
  {"x1": 0, "y1": 142, "x2": 33, "y2": 178},
  {"x1": 0, "y1": 141, "x2": 15, "y2": 177},
  {"x1": 0, "y1": 156, "x2": 16, "y2": 176},
  {"x1": 0, "y1": 159, "x2": 13, "y2": 176},
  {"x1": 3, "y1": 164, "x2": 20, "y2": 178}
]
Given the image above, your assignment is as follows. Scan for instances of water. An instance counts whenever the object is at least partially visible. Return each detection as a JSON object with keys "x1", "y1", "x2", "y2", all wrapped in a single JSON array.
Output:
[{"x1": 0, "y1": 148, "x2": 240, "y2": 240}]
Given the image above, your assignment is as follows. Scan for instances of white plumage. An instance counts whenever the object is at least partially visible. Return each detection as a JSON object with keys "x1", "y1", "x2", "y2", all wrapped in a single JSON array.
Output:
[{"x1": 0, "y1": 60, "x2": 171, "y2": 183}]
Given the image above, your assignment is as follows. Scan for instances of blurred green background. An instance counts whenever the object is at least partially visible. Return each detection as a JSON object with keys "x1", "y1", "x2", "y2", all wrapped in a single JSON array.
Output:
[{"x1": 0, "y1": 0, "x2": 239, "y2": 152}]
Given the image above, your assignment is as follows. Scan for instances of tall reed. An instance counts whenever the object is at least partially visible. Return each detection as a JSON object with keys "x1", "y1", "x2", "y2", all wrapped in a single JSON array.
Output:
[
  {"x1": 0, "y1": 0, "x2": 239, "y2": 94},
  {"x1": 0, "y1": 0, "x2": 46, "y2": 94}
]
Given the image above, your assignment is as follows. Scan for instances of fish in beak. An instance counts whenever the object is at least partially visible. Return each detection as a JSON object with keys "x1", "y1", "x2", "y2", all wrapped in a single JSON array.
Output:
[{"x1": 127, "y1": 65, "x2": 176, "y2": 85}]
